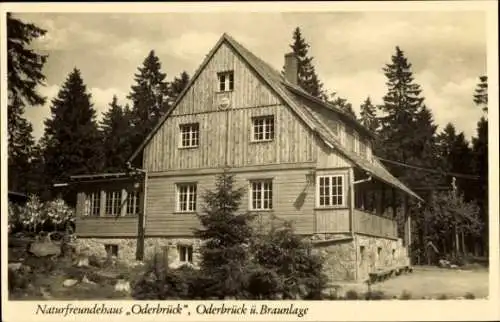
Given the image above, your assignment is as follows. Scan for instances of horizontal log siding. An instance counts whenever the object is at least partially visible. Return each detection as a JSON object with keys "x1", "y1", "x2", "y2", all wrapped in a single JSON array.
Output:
[
  {"x1": 353, "y1": 209, "x2": 398, "y2": 239},
  {"x1": 145, "y1": 169, "x2": 317, "y2": 236},
  {"x1": 75, "y1": 217, "x2": 138, "y2": 237}
]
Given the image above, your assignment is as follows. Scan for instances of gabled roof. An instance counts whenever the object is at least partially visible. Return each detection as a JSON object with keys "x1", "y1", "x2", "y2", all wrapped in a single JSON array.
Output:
[{"x1": 128, "y1": 33, "x2": 422, "y2": 201}]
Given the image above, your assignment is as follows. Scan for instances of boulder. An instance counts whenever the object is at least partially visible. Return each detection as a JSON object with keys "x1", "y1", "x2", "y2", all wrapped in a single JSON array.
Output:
[
  {"x1": 75, "y1": 254, "x2": 89, "y2": 267},
  {"x1": 114, "y1": 279, "x2": 130, "y2": 293},
  {"x1": 63, "y1": 279, "x2": 79, "y2": 287},
  {"x1": 438, "y1": 259, "x2": 451, "y2": 268},
  {"x1": 8, "y1": 262, "x2": 23, "y2": 271},
  {"x1": 82, "y1": 275, "x2": 97, "y2": 285},
  {"x1": 29, "y1": 240, "x2": 61, "y2": 257}
]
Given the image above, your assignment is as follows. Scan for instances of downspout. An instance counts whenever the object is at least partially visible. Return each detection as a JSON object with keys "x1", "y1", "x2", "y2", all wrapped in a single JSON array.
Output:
[
  {"x1": 351, "y1": 172, "x2": 372, "y2": 282},
  {"x1": 127, "y1": 162, "x2": 147, "y2": 261}
]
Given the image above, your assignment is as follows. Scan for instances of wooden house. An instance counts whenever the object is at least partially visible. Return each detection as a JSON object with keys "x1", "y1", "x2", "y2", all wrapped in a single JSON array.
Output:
[{"x1": 66, "y1": 33, "x2": 422, "y2": 282}]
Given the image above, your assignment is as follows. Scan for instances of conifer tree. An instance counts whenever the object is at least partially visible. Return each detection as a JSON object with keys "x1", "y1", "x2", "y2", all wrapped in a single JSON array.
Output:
[
  {"x1": 127, "y1": 50, "x2": 170, "y2": 161},
  {"x1": 42, "y1": 68, "x2": 103, "y2": 201},
  {"x1": 7, "y1": 14, "x2": 47, "y2": 193},
  {"x1": 287, "y1": 27, "x2": 325, "y2": 98},
  {"x1": 167, "y1": 71, "x2": 190, "y2": 107},
  {"x1": 473, "y1": 75, "x2": 488, "y2": 112},
  {"x1": 359, "y1": 96, "x2": 379, "y2": 133},
  {"x1": 194, "y1": 172, "x2": 257, "y2": 299},
  {"x1": 100, "y1": 95, "x2": 133, "y2": 172}
]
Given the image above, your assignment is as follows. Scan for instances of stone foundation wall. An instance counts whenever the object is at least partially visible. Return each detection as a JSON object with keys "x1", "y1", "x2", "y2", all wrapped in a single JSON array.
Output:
[
  {"x1": 310, "y1": 233, "x2": 357, "y2": 282},
  {"x1": 356, "y1": 234, "x2": 409, "y2": 282},
  {"x1": 74, "y1": 237, "x2": 202, "y2": 268}
]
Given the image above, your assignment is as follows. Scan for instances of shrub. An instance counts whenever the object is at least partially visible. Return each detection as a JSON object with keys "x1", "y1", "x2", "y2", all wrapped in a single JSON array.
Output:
[
  {"x1": 8, "y1": 268, "x2": 31, "y2": 293},
  {"x1": 437, "y1": 294, "x2": 449, "y2": 300},
  {"x1": 345, "y1": 289, "x2": 359, "y2": 300},
  {"x1": 399, "y1": 290, "x2": 412, "y2": 300},
  {"x1": 464, "y1": 292, "x2": 475, "y2": 299},
  {"x1": 364, "y1": 290, "x2": 386, "y2": 300}
]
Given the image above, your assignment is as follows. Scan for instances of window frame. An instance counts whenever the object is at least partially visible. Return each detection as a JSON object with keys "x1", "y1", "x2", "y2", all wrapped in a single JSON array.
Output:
[
  {"x1": 85, "y1": 191, "x2": 101, "y2": 216},
  {"x1": 316, "y1": 174, "x2": 347, "y2": 208},
  {"x1": 179, "y1": 123, "x2": 200, "y2": 148},
  {"x1": 249, "y1": 179, "x2": 273, "y2": 211},
  {"x1": 251, "y1": 115, "x2": 275, "y2": 142},
  {"x1": 105, "y1": 190, "x2": 122, "y2": 216},
  {"x1": 126, "y1": 190, "x2": 140, "y2": 216},
  {"x1": 176, "y1": 183, "x2": 197, "y2": 213},
  {"x1": 178, "y1": 244, "x2": 194, "y2": 263},
  {"x1": 217, "y1": 71, "x2": 234, "y2": 92}
]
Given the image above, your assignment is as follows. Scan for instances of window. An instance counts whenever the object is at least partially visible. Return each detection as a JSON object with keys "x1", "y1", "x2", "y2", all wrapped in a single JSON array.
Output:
[
  {"x1": 360, "y1": 246, "x2": 366, "y2": 260},
  {"x1": 177, "y1": 183, "x2": 197, "y2": 212},
  {"x1": 105, "y1": 190, "x2": 122, "y2": 216},
  {"x1": 250, "y1": 180, "x2": 273, "y2": 210},
  {"x1": 126, "y1": 190, "x2": 140, "y2": 215},
  {"x1": 359, "y1": 139, "x2": 367, "y2": 158},
  {"x1": 317, "y1": 175, "x2": 345, "y2": 207},
  {"x1": 105, "y1": 244, "x2": 118, "y2": 257},
  {"x1": 178, "y1": 245, "x2": 193, "y2": 263},
  {"x1": 218, "y1": 71, "x2": 234, "y2": 92},
  {"x1": 179, "y1": 123, "x2": 199, "y2": 148},
  {"x1": 346, "y1": 128, "x2": 356, "y2": 152},
  {"x1": 86, "y1": 191, "x2": 100, "y2": 216},
  {"x1": 252, "y1": 116, "x2": 274, "y2": 142}
]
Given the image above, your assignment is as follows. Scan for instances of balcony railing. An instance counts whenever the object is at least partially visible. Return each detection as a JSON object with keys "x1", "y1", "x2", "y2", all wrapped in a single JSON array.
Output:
[{"x1": 353, "y1": 209, "x2": 398, "y2": 239}]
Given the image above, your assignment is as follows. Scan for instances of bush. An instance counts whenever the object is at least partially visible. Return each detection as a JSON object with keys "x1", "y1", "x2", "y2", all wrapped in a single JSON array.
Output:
[
  {"x1": 364, "y1": 290, "x2": 386, "y2": 300},
  {"x1": 8, "y1": 268, "x2": 31, "y2": 293},
  {"x1": 399, "y1": 290, "x2": 412, "y2": 300},
  {"x1": 464, "y1": 292, "x2": 475, "y2": 299},
  {"x1": 345, "y1": 290, "x2": 359, "y2": 300}
]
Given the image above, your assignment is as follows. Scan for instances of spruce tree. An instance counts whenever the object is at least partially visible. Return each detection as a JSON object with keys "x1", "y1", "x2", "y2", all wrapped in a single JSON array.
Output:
[
  {"x1": 473, "y1": 75, "x2": 488, "y2": 113},
  {"x1": 127, "y1": 50, "x2": 170, "y2": 162},
  {"x1": 287, "y1": 27, "x2": 325, "y2": 98},
  {"x1": 100, "y1": 95, "x2": 133, "y2": 172},
  {"x1": 42, "y1": 68, "x2": 103, "y2": 201},
  {"x1": 7, "y1": 14, "x2": 47, "y2": 193},
  {"x1": 167, "y1": 71, "x2": 190, "y2": 107},
  {"x1": 359, "y1": 96, "x2": 379, "y2": 133},
  {"x1": 194, "y1": 172, "x2": 257, "y2": 299}
]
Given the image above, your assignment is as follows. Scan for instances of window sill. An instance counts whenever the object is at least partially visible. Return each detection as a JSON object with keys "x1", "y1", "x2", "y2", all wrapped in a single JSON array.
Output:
[
  {"x1": 249, "y1": 209, "x2": 274, "y2": 212},
  {"x1": 174, "y1": 211, "x2": 198, "y2": 215},
  {"x1": 79, "y1": 215, "x2": 139, "y2": 219},
  {"x1": 249, "y1": 139, "x2": 274, "y2": 144},
  {"x1": 314, "y1": 206, "x2": 348, "y2": 211},
  {"x1": 215, "y1": 90, "x2": 234, "y2": 94},
  {"x1": 178, "y1": 146, "x2": 199, "y2": 150}
]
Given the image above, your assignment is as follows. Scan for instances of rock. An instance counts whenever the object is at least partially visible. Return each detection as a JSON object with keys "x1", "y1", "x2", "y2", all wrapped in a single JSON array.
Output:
[
  {"x1": 75, "y1": 255, "x2": 89, "y2": 267},
  {"x1": 63, "y1": 279, "x2": 79, "y2": 287},
  {"x1": 450, "y1": 264, "x2": 458, "y2": 269},
  {"x1": 114, "y1": 279, "x2": 130, "y2": 293},
  {"x1": 8, "y1": 262, "x2": 23, "y2": 271},
  {"x1": 438, "y1": 259, "x2": 451, "y2": 268},
  {"x1": 82, "y1": 275, "x2": 96, "y2": 285},
  {"x1": 29, "y1": 240, "x2": 61, "y2": 257}
]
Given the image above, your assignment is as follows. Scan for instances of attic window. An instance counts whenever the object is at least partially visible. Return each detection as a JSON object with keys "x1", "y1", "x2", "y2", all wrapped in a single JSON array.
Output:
[
  {"x1": 218, "y1": 71, "x2": 234, "y2": 92},
  {"x1": 179, "y1": 123, "x2": 199, "y2": 148}
]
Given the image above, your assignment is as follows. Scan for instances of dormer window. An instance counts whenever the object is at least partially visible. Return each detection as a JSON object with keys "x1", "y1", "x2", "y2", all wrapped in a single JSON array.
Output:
[
  {"x1": 252, "y1": 115, "x2": 274, "y2": 142},
  {"x1": 218, "y1": 71, "x2": 234, "y2": 92},
  {"x1": 179, "y1": 123, "x2": 199, "y2": 148}
]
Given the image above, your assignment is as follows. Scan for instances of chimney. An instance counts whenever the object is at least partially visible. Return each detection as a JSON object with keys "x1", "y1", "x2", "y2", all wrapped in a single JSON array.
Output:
[{"x1": 284, "y1": 52, "x2": 298, "y2": 85}]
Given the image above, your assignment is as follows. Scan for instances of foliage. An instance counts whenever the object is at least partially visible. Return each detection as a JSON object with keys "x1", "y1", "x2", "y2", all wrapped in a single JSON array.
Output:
[
  {"x1": 473, "y1": 75, "x2": 488, "y2": 113},
  {"x1": 167, "y1": 71, "x2": 190, "y2": 107},
  {"x1": 287, "y1": 27, "x2": 325, "y2": 98},
  {"x1": 250, "y1": 221, "x2": 328, "y2": 299},
  {"x1": 7, "y1": 14, "x2": 47, "y2": 194},
  {"x1": 8, "y1": 195, "x2": 75, "y2": 234},
  {"x1": 100, "y1": 96, "x2": 134, "y2": 172},
  {"x1": 359, "y1": 96, "x2": 379, "y2": 133},
  {"x1": 127, "y1": 50, "x2": 170, "y2": 164},
  {"x1": 41, "y1": 68, "x2": 104, "y2": 202},
  {"x1": 194, "y1": 171, "x2": 257, "y2": 299}
]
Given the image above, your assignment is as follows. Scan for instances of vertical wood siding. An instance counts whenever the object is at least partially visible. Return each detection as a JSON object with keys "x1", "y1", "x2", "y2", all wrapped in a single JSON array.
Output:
[
  {"x1": 353, "y1": 209, "x2": 398, "y2": 239},
  {"x1": 314, "y1": 209, "x2": 350, "y2": 233}
]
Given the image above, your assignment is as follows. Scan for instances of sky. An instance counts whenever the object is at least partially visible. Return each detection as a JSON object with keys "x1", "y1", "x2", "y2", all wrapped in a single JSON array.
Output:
[{"x1": 16, "y1": 10, "x2": 487, "y2": 142}]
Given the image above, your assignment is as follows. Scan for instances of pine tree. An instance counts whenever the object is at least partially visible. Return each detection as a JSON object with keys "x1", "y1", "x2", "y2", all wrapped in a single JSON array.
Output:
[
  {"x1": 167, "y1": 71, "x2": 190, "y2": 108},
  {"x1": 473, "y1": 75, "x2": 488, "y2": 113},
  {"x1": 359, "y1": 96, "x2": 379, "y2": 133},
  {"x1": 7, "y1": 14, "x2": 47, "y2": 193},
  {"x1": 437, "y1": 123, "x2": 474, "y2": 200},
  {"x1": 194, "y1": 171, "x2": 257, "y2": 299},
  {"x1": 127, "y1": 50, "x2": 170, "y2": 162},
  {"x1": 7, "y1": 13, "x2": 47, "y2": 109},
  {"x1": 42, "y1": 68, "x2": 103, "y2": 202},
  {"x1": 326, "y1": 93, "x2": 356, "y2": 118},
  {"x1": 287, "y1": 27, "x2": 325, "y2": 98},
  {"x1": 100, "y1": 95, "x2": 133, "y2": 172}
]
